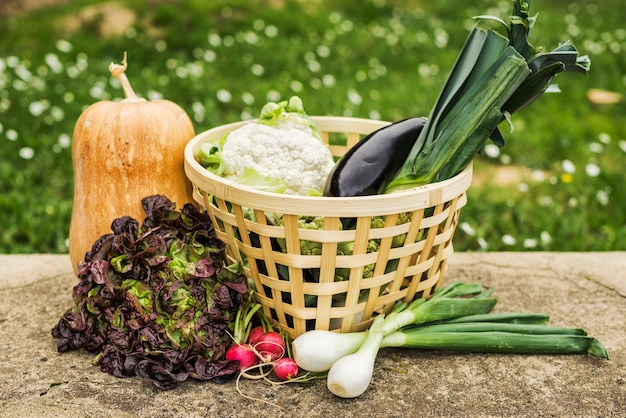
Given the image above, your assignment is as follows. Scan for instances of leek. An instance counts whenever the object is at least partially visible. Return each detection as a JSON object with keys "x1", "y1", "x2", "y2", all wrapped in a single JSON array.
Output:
[{"x1": 384, "y1": 0, "x2": 590, "y2": 193}]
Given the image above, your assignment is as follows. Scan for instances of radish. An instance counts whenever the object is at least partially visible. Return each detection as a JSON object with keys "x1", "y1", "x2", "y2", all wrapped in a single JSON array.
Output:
[
  {"x1": 248, "y1": 326, "x2": 265, "y2": 345},
  {"x1": 273, "y1": 358, "x2": 299, "y2": 381},
  {"x1": 225, "y1": 343, "x2": 259, "y2": 370},
  {"x1": 254, "y1": 331, "x2": 286, "y2": 361}
]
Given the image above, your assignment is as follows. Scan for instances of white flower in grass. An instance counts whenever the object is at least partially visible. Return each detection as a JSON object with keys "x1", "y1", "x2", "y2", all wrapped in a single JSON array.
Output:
[
  {"x1": 56, "y1": 39, "x2": 73, "y2": 53},
  {"x1": 28, "y1": 101, "x2": 47, "y2": 117},
  {"x1": 19, "y1": 147, "x2": 34, "y2": 159},
  {"x1": 290, "y1": 80, "x2": 303, "y2": 93},
  {"x1": 58, "y1": 133, "x2": 71, "y2": 149},
  {"x1": 192, "y1": 102, "x2": 205, "y2": 122},
  {"x1": 347, "y1": 89, "x2": 362, "y2": 106},
  {"x1": 459, "y1": 222, "x2": 476, "y2": 236},
  {"x1": 540, "y1": 231, "x2": 552, "y2": 246},
  {"x1": 49, "y1": 106, "x2": 65, "y2": 122},
  {"x1": 317, "y1": 45, "x2": 331, "y2": 58},
  {"x1": 434, "y1": 27, "x2": 449, "y2": 48},
  {"x1": 307, "y1": 60, "x2": 322, "y2": 73},
  {"x1": 596, "y1": 189, "x2": 610, "y2": 206},
  {"x1": 530, "y1": 170, "x2": 546, "y2": 182},
  {"x1": 203, "y1": 50, "x2": 217, "y2": 63},
  {"x1": 147, "y1": 90, "x2": 163, "y2": 100},
  {"x1": 538, "y1": 195, "x2": 554, "y2": 207},
  {"x1": 241, "y1": 92, "x2": 255, "y2": 105},
  {"x1": 251, "y1": 63, "x2": 264, "y2": 76},
  {"x1": 216, "y1": 89, "x2": 232, "y2": 103},
  {"x1": 310, "y1": 78, "x2": 322, "y2": 90},
  {"x1": 45, "y1": 53, "x2": 63, "y2": 74},
  {"x1": 266, "y1": 90, "x2": 281, "y2": 102},
  {"x1": 155, "y1": 40, "x2": 167, "y2": 52},
  {"x1": 242, "y1": 31, "x2": 259, "y2": 45},
  {"x1": 585, "y1": 163, "x2": 601, "y2": 177},
  {"x1": 501, "y1": 234, "x2": 516, "y2": 246},
  {"x1": 322, "y1": 74, "x2": 336, "y2": 87},
  {"x1": 264, "y1": 25, "x2": 278, "y2": 38},
  {"x1": 588, "y1": 142, "x2": 603, "y2": 153},
  {"x1": 418, "y1": 63, "x2": 432, "y2": 78},
  {"x1": 483, "y1": 143, "x2": 500, "y2": 158},
  {"x1": 598, "y1": 132, "x2": 611, "y2": 144},
  {"x1": 90, "y1": 83, "x2": 106, "y2": 100},
  {"x1": 368, "y1": 110, "x2": 381, "y2": 120},
  {"x1": 562, "y1": 159, "x2": 576, "y2": 173},
  {"x1": 523, "y1": 238, "x2": 538, "y2": 249}
]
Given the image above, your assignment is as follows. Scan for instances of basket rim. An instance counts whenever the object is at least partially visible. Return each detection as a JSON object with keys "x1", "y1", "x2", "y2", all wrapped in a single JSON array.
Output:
[{"x1": 184, "y1": 116, "x2": 473, "y2": 217}]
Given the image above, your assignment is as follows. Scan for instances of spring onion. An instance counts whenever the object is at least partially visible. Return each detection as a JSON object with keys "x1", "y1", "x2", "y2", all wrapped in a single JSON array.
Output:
[
  {"x1": 291, "y1": 281, "x2": 609, "y2": 398},
  {"x1": 381, "y1": 329, "x2": 609, "y2": 359},
  {"x1": 326, "y1": 315, "x2": 386, "y2": 398},
  {"x1": 291, "y1": 329, "x2": 368, "y2": 373},
  {"x1": 399, "y1": 321, "x2": 588, "y2": 336}
]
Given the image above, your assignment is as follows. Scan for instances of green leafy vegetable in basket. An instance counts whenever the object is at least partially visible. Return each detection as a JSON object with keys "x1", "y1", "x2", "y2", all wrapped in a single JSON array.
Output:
[
  {"x1": 52, "y1": 195, "x2": 252, "y2": 390},
  {"x1": 291, "y1": 281, "x2": 609, "y2": 398},
  {"x1": 196, "y1": 96, "x2": 334, "y2": 196},
  {"x1": 270, "y1": 214, "x2": 411, "y2": 288}
]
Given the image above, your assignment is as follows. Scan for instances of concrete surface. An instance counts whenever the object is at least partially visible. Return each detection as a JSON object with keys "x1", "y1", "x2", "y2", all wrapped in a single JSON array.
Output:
[{"x1": 0, "y1": 252, "x2": 624, "y2": 417}]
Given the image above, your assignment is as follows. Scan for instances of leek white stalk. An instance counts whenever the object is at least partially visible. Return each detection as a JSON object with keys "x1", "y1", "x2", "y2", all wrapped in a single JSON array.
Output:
[
  {"x1": 292, "y1": 329, "x2": 367, "y2": 372},
  {"x1": 326, "y1": 315, "x2": 385, "y2": 398}
]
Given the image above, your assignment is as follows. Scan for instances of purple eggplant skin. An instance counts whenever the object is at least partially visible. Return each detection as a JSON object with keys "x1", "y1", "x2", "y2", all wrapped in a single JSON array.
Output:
[{"x1": 323, "y1": 117, "x2": 427, "y2": 197}]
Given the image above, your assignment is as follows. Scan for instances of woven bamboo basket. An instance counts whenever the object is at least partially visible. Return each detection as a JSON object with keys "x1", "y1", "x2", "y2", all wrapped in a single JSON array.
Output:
[{"x1": 184, "y1": 116, "x2": 473, "y2": 338}]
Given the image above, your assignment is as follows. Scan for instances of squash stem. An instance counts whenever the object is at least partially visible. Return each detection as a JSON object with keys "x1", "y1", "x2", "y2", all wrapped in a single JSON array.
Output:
[{"x1": 108, "y1": 52, "x2": 145, "y2": 103}]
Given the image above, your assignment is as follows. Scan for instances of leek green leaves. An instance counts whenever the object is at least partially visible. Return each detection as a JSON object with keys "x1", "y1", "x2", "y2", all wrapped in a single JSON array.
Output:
[{"x1": 384, "y1": 0, "x2": 590, "y2": 193}]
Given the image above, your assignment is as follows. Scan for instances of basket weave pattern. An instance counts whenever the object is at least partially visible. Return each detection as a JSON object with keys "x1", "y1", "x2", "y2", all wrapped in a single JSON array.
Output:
[{"x1": 184, "y1": 117, "x2": 472, "y2": 338}]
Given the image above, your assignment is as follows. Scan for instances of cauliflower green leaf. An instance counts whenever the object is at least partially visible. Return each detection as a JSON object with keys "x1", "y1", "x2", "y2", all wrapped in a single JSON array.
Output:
[
  {"x1": 259, "y1": 96, "x2": 323, "y2": 141},
  {"x1": 233, "y1": 166, "x2": 288, "y2": 194}
]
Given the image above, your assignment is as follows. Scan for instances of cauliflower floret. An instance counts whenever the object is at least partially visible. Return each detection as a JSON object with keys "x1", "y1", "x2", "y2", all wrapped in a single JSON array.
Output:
[{"x1": 221, "y1": 122, "x2": 335, "y2": 195}]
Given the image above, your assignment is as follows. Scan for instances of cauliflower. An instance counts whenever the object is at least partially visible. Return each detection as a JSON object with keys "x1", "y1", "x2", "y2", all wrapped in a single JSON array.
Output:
[
  {"x1": 221, "y1": 123, "x2": 335, "y2": 195},
  {"x1": 197, "y1": 96, "x2": 335, "y2": 196}
]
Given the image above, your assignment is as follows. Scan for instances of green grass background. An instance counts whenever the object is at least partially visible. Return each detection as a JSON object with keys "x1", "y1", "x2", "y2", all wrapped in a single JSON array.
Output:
[{"x1": 1, "y1": 0, "x2": 624, "y2": 254}]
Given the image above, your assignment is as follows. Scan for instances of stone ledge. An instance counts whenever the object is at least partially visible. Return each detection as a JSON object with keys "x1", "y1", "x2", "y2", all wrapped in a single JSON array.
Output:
[{"x1": 0, "y1": 252, "x2": 624, "y2": 417}]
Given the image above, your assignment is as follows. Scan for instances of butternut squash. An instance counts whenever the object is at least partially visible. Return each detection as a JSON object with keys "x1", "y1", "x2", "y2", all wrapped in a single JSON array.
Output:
[{"x1": 69, "y1": 53, "x2": 195, "y2": 274}]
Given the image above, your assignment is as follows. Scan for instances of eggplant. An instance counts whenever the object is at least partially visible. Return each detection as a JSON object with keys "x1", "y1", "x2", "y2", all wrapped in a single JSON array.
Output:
[{"x1": 323, "y1": 117, "x2": 427, "y2": 197}]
